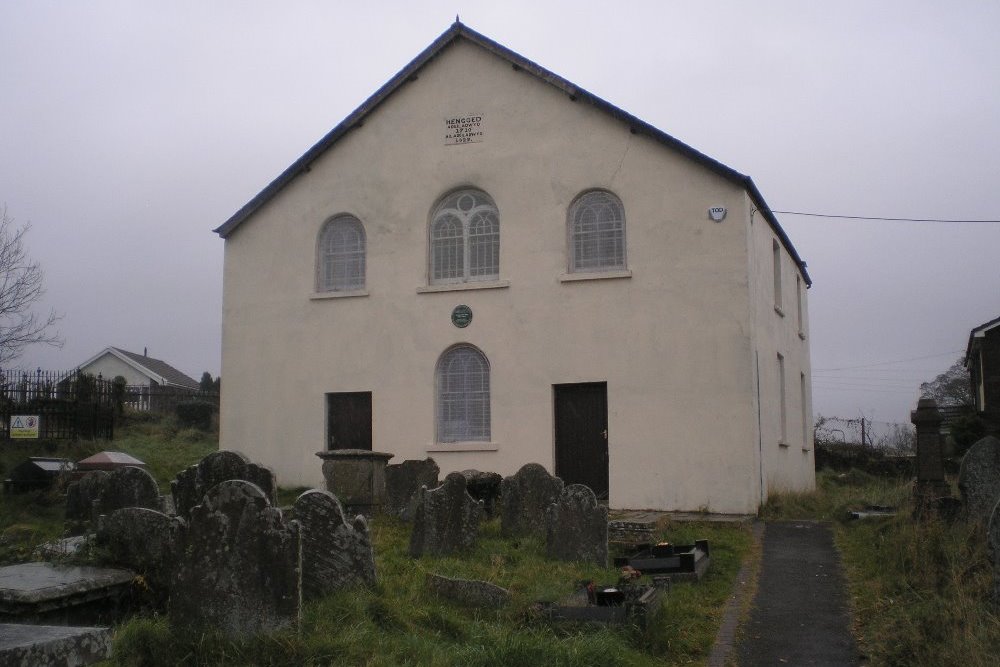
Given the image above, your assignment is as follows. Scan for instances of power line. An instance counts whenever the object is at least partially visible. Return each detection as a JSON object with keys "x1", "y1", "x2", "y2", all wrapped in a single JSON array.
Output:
[
  {"x1": 772, "y1": 210, "x2": 1000, "y2": 224},
  {"x1": 814, "y1": 350, "x2": 962, "y2": 372}
]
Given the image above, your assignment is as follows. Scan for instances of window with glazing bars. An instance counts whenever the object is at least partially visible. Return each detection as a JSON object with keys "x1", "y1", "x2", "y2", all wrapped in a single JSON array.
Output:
[
  {"x1": 318, "y1": 215, "x2": 366, "y2": 291},
  {"x1": 569, "y1": 190, "x2": 625, "y2": 272},
  {"x1": 436, "y1": 345, "x2": 490, "y2": 442},
  {"x1": 430, "y1": 189, "x2": 499, "y2": 283}
]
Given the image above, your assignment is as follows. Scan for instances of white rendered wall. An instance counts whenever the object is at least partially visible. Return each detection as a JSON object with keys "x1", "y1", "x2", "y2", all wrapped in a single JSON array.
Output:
[{"x1": 220, "y1": 39, "x2": 812, "y2": 513}]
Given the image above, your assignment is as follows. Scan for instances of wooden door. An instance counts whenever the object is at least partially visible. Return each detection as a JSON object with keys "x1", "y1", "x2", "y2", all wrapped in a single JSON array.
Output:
[
  {"x1": 326, "y1": 392, "x2": 372, "y2": 450},
  {"x1": 553, "y1": 382, "x2": 608, "y2": 499}
]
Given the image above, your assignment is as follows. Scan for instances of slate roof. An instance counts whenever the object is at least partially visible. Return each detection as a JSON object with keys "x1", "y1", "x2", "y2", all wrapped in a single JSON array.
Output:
[
  {"x1": 213, "y1": 21, "x2": 811, "y2": 286},
  {"x1": 966, "y1": 314, "x2": 1000, "y2": 363},
  {"x1": 79, "y1": 347, "x2": 200, "y2": 390}
]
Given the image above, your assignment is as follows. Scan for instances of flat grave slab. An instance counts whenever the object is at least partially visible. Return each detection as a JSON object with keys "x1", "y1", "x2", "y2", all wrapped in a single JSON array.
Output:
[
  {"x1": 614, "y1": 540, "x2": 711, "y2": 582},
  {"x1": 537, "y1": 582, "x2": 662, "y2": 629},
  {"x1": 0, "y1": 623, "x2": 111, "y2": 666},
  {"x1": 0, "y1": 562, "x2": 134, "y2": 621}
]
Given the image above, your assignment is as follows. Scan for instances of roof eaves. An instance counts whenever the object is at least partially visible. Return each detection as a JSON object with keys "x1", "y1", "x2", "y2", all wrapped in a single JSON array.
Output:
[
  {"x1": 966, "y1": 314, "x2": 1000, "y2": 362},
  {"x1": 213, "y1": 21, "x2": 811, "y2": 285}
]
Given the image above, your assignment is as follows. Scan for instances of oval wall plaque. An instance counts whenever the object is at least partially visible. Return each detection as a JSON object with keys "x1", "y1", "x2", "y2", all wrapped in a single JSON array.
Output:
[{"x1": 451, "y1": 304, "x2": 473, "y2": 328}]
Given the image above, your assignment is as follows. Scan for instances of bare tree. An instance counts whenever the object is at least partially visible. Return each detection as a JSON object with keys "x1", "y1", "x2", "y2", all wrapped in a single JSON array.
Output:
[
  {"x1": 919, "y1": 358, "x2": 973, "y2": 408},
  {"x1": 0, "y1": 206, "x2": 62, "y2": 363}
]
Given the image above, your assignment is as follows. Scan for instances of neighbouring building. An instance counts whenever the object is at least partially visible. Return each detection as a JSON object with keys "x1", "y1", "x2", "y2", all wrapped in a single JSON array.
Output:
[
  {"x1": 967, "y1": 315, "x2": 1000, "y2": 428},
  {"x1": 77, "y1": 348, "x2": 200, "y2": 390},
  {"x1": 214, "y1": 22, "x2": 814, "y2": 513}
]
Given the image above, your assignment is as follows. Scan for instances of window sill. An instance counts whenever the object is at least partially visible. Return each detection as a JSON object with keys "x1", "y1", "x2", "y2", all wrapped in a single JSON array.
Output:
[
  {"x1": 311, "y1": 289, "x2": 369, "y2": 300},
  {"x1": 774, "y1": 305, "x2": 785, "y2": 317},
  {"x1": 417, "y1": 280, "x2": 510, "y2": 294},
  {"x1": 559, "y1": 269, "x2": 632, "y2": 283},
  {"x1": 426, "y1": 442, "x2": 499, "y2": 452},
  {"x1": 798, "y1": 332, "x2": 806, "y2": 341},
  {"x1": 778, "y1": 442, "x2": 790, "y2": 449},
  {"x1": 802, "y1": 448, "x2": 811, "y2": 453}
]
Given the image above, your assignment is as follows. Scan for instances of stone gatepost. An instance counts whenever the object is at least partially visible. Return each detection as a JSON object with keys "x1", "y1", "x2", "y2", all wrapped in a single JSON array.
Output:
[
  {"x1": 911, "y1": 398, "x2": 951, "y2": 515},
  {"x1": 315, "y1": 449, "x2": 394, "y2": 516}
]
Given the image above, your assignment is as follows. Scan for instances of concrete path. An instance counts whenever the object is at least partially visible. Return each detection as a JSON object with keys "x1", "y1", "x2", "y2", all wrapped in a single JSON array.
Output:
[{"x1": 733, "y1": 521, "x2": 863, "y2": 666}]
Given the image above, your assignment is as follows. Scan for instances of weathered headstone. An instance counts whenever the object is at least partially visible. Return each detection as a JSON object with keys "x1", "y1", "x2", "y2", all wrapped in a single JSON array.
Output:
[
  {"x1": 293, "y1": 490, "x2": 375, "y2": 600},
  {"x1": 96, "y1": 508, "x2": 186, "y2": 592},
  {"x1": 988, "y1": 498, "x2": 1000, "y2": 608},
  {"x1": 409, "y1": 472, "x2": 484, "y2": 557},
  {"x1": 65, "y1": 471, "x2": 109, "y2": 523},
  {"x1": 426, "y1": 573, "x2": 511, "y2": 608},
  {"x1": 170, "y1": 450, "x2": 277, "y2": 519},
  {"x1": 500, "y1": 463, "x2": 564, "y2": 538},
  {"x1": 461, "y1": 469, "x2": 503, "y2": 518},
  {"x1": 94, "y1": 466, "x2": 161, "y2": 518},
  {"x1": 545, "y1": 484, "x2": 608, "y2": 567},
  {"x1": 911, "y1": 398, "x2": 951, "y2": 516},
  {"x1": 170, "y1": 480, "x2": 300, "y2": 638},
  {"x1": 384, "y1": 458, "x2": 439, "y2": 520},
  {"x1": 958, "y1": 436, "x2": 1000, "y2": 523}
]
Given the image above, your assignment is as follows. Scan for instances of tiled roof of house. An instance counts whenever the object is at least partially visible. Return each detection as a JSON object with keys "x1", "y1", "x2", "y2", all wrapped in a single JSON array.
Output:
[
  {"x1": 109, "y1": 348, "x2": 200, "y2": 390},
  {"x1": 213, "y1": 21, "x2": 811, "y2": 286}
]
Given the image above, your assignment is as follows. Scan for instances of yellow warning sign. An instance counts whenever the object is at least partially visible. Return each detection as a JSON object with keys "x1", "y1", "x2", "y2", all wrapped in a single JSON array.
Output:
[{"x1": 10, "y1": 415, "x2": 39, "y2": 439}]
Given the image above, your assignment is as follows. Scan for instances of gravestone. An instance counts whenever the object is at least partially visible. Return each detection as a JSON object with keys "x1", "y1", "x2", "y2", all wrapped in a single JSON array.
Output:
[
  {"x1": 989, "y1": 499, "x2": 1000, "y2": 608},
  {"x1": 293, "y1": 490, "x2": 375, "y2": 600},
  {"x1": 426, "y1": 573, "x2": 511, "y2": 608},
  {"x1": 171, "y1": 450, "x2": 277, "y2": 519},
  {"x1": 958, "y1": 436, "x2": 1000, "y2": 523},
  {"x1": 545, "y1": 484, "x2": 608, "y2": 567},
  {"x1": 170, "y1": 480, "x2": 300, "y2": 638},
  {"x1": 500, "y1": 463, "x2": 564, "y2": 538},
  {"x1": 911, "y1": 398, "x2": 951, "y2": 515},
  {"x1": 94, "y1": 466, "x2": 161, "y2": 518},
  {"x1": 316, "y1": 449, "x2": 394, "y2": 516},
  {"x1": 461, "y1": 469, "x2": 503, "y2": 518},
  {"x1": 384, "y1": 458, "x2": 439, "y2": 520},
  {"x1": 96, "y1": 508, "x2": 186, "y2": 592},
  {"x1": 65, "y1": 471, "x2": 110, "y2": 523},
  {"x1": 0, "y1": 623, "x2": 112, "y2": 666},
  {"x1": 409, "y1": 472, "x2": 484, "y2": 557}
]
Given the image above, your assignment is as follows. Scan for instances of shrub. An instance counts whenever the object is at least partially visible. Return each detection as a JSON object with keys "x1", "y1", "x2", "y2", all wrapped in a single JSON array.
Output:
[{"x1": 175, "y1": 401, "x2": 214, "y2": 430}]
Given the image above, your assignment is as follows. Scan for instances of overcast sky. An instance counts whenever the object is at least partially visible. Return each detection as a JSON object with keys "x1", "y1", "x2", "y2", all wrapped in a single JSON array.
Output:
[{"x1": 2, "y1": 1, "x2": 998, "y2": 425}]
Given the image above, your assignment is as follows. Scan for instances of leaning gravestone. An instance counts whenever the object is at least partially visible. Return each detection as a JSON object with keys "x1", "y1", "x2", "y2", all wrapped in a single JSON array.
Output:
[
  {"x1": 958, "y1": 436, "x2": 1000, "y2": 523},
  {"x1": 545, "y1": 484, "x2": 608, "y2": 567},
  {"x1": 171, "y1": 450, "x2": 277, "y2": 519},
  {"x1": 65, "y1": 471, "x2": 110, "y2": 523},
  {"x1": 988, "y1": 499, "x2": 1000, "y2": 607},
  {"x1": 461, "y1": 470, "x2": 503, "y2": 518},
  {"x1": 293, "y1": 490, "x2": 375, "y2": 600},
  {"x1": 93, "y1": 466, "x2": 162, "y2": 518},
  {"x1": 409, "y1": 472, "x2": 484, "y2": 557},
  {"x1": 96, "y1": 507, "x2": 186, "y2": 592},
  {"x1": 170, "y1": 480, "x2": 300, "y2": 638},
  {"x1": 500, "y1": 463, "x2": 564, "y2": 538},
  {"x1": 384, "y1": 458, "x2": 439, "y2": 520}
]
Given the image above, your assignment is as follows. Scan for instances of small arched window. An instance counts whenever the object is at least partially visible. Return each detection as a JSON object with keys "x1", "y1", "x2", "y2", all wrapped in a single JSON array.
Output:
[
  {"x1": 430, "y1": 189, "x2": 499, "y2": 284},
  {"x1": 318, "y1": 215, "x2": 366, "y2": 292},
  {"x1": 568, "y1": 190, "x2": 626, "y2": 272},
  {"x1": 436, "y1": 344, "x2": 491, "y2": 442}
]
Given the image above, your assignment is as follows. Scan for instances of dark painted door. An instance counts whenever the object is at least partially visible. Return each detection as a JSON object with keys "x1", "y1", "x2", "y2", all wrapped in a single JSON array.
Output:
[
  {"x1": 553, "y1": 382, "x2": 608, "y2": 499},
  {"x1": 326, "y1": 392, "x2": 372, "y2": 450}
]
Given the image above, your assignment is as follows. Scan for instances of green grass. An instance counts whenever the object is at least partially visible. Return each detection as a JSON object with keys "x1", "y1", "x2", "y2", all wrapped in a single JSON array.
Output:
[
  {"x1": 764, "y1": 469, "x2": 1000, "y2": 666},
  {"x1": 110, "y1": 517, "x2": 752, "y2": 666}
]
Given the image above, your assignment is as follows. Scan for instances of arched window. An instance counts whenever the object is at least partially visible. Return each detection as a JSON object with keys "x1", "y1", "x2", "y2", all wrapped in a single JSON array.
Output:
[
  {"x1": 318, "y1": 215, "x2": 366, "y2": 292},
  {"x1": 430, "y1": 189, "x2": 499, "y2": 284},
  {"x1": 436, "y1": 345, "x2": 490, "y2": 442},
  {"x1": 568, "y1": 190, "x2": 626, "y2": 272}
]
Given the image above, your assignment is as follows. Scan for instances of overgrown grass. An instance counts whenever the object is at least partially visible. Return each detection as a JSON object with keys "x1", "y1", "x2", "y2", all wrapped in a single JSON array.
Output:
[
  {"x1": 110, "y1": 517, "x2": 752, "y2": 666},
  {"x1": 764, "y1": 469, "x2": 1000, "y2": 666}
]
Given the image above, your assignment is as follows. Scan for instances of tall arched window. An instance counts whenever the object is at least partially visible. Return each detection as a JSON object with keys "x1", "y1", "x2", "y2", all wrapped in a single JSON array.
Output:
[
  {"x1": 568, "y1": 190, "x2": 626, "y2": 272},
  {"x1": 436, "y1": 345, "x2": 490, "y2": 442},
  {"x1": 430, "y1": 189, "x2": 499, "y2": 284},
  {"x1": 318, "y1": 215, "x2": 366, "y2": 292}
]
